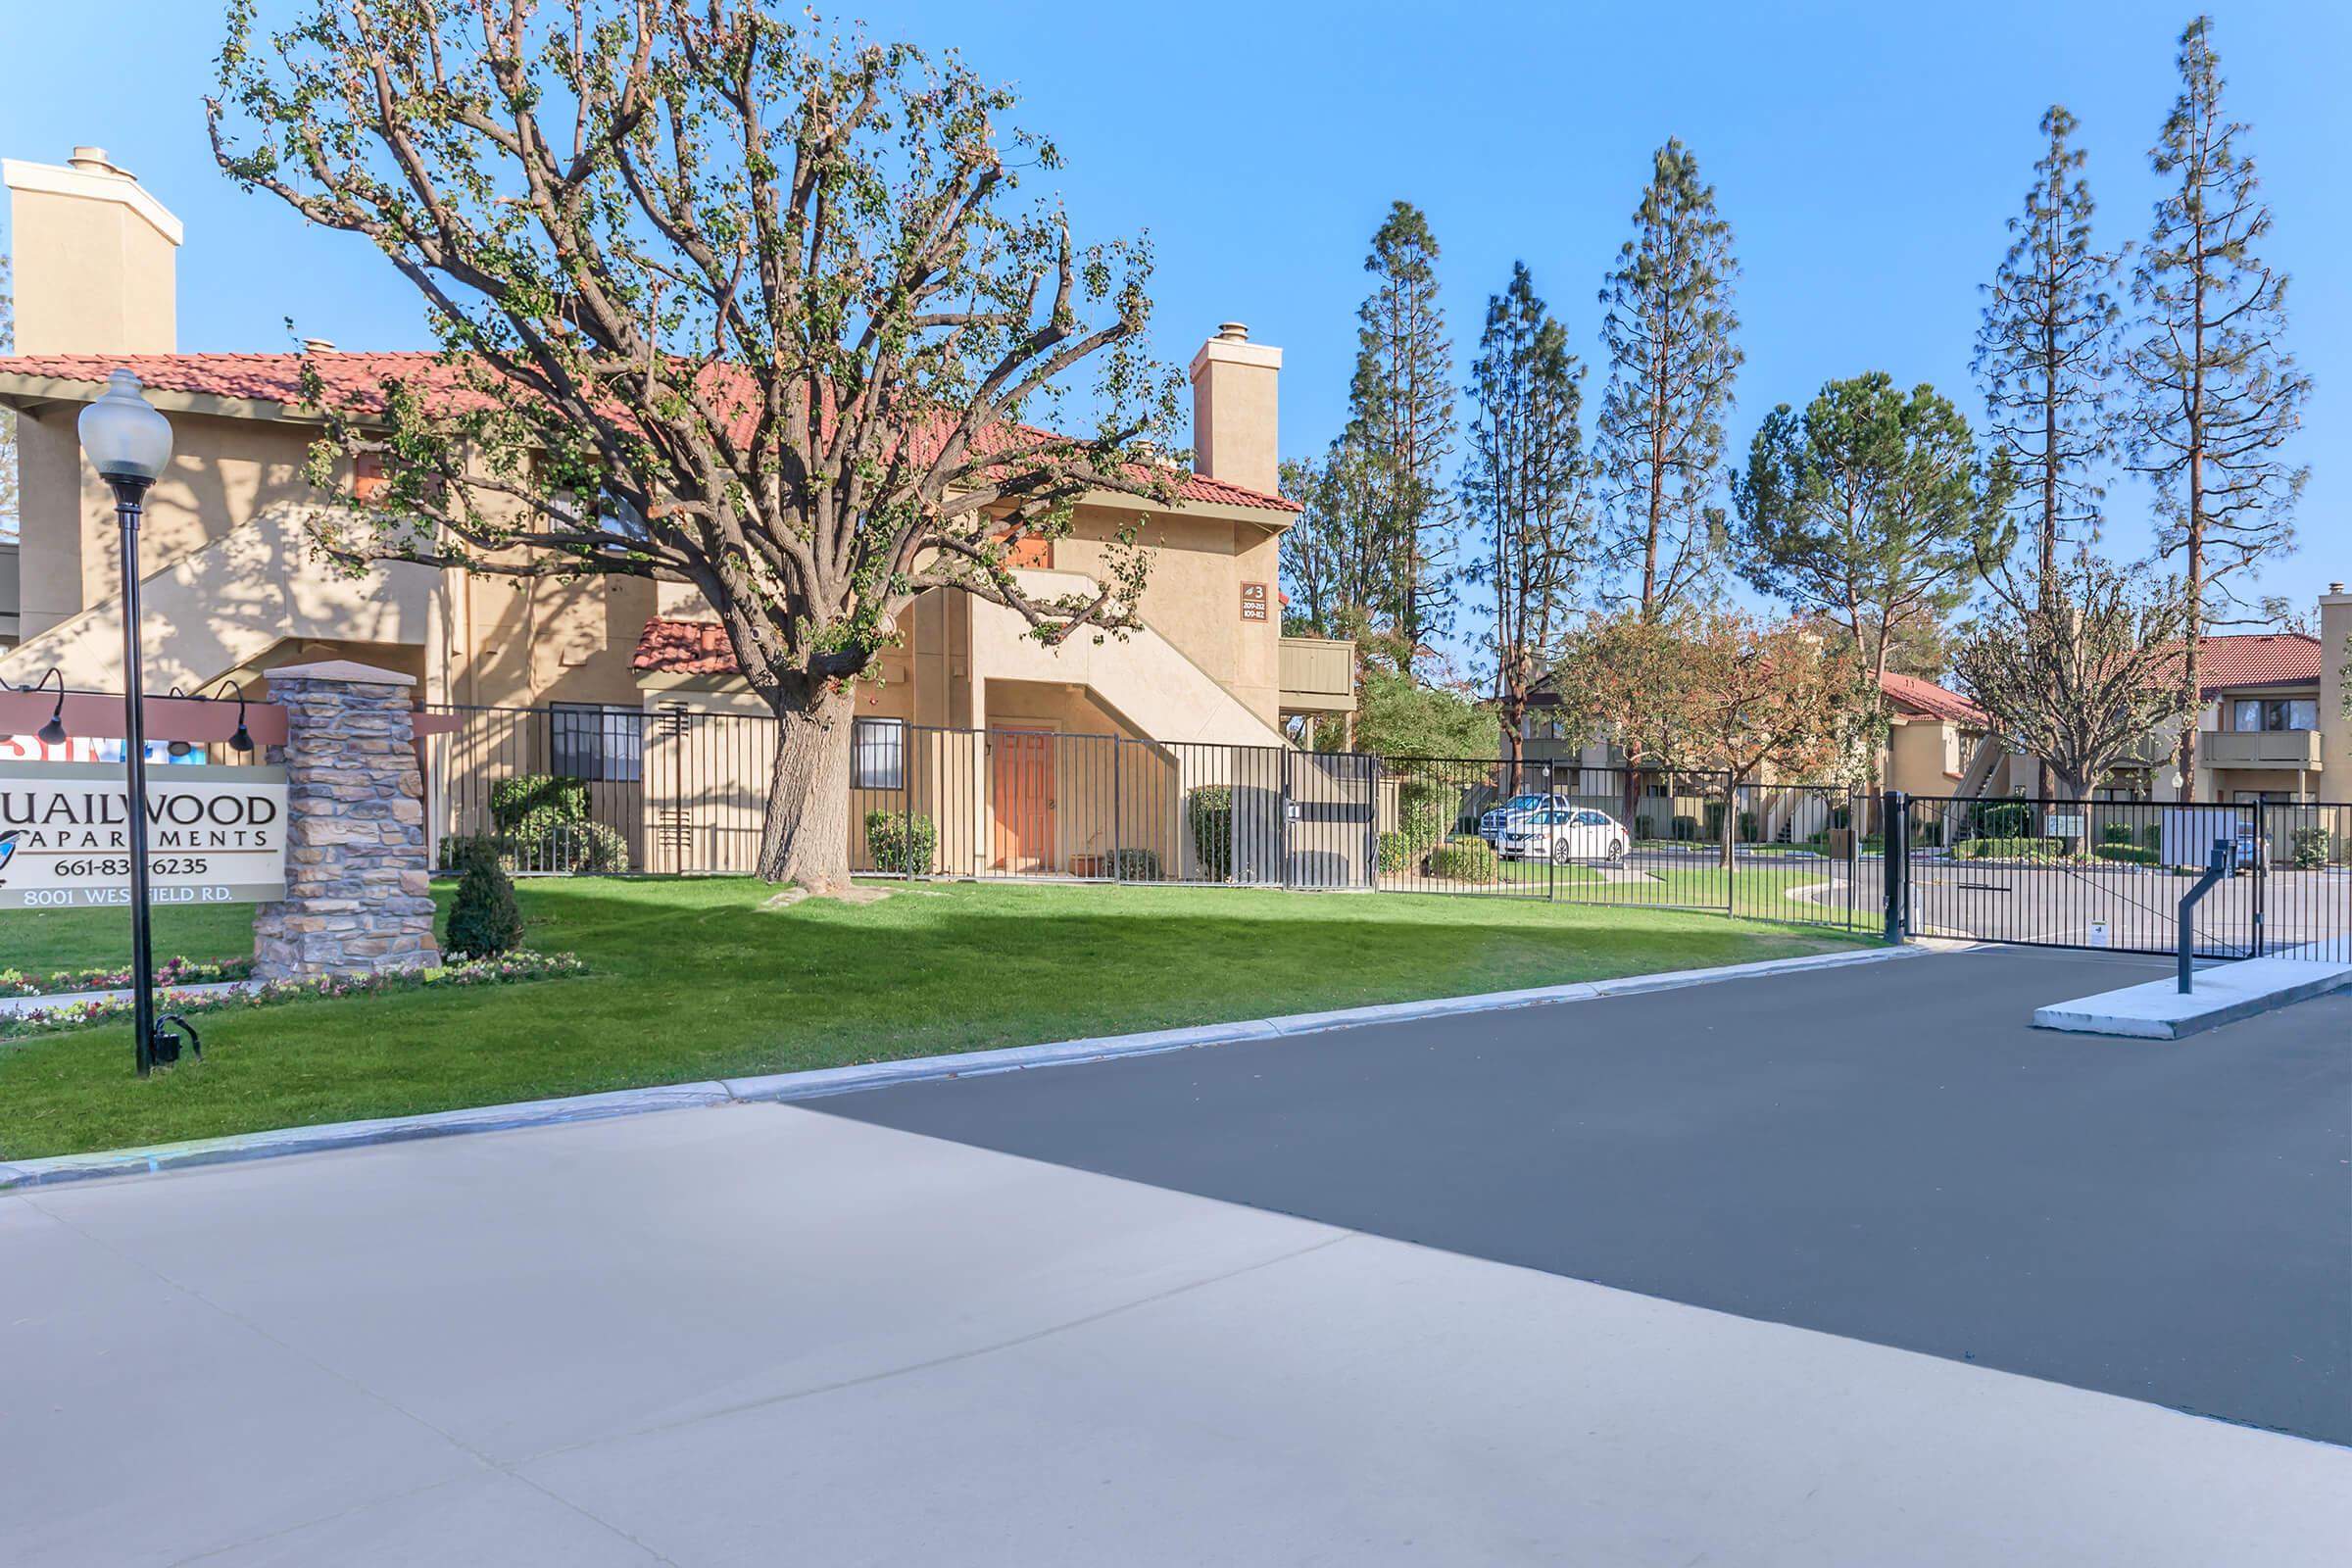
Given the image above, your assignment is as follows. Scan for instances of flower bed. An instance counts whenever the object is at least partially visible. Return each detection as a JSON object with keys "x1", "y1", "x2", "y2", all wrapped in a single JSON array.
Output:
[
  {"x1": 0, "y1": 952, "x2": 585, "y2": 1041},
  {"x1": 2, "y1": 956, "x2": 257, "y2": 1001}
]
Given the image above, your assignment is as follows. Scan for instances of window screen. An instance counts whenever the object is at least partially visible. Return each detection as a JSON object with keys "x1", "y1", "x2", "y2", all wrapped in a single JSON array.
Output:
[{"x1": 853, "y1": 717, "x2": 906, "y2": 790}]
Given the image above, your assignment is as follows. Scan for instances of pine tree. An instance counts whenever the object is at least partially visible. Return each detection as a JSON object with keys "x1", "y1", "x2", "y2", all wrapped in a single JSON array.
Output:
[
  {"x1": 2123, "y1": 15, "x2": 2310, "y2": 789},
  {"x1": 1596, "y1": 140, "x2": 1742, "y2": 619},
  {"x1": 1732, "y1": 374, "x2": 2014, "y2": 728},
  {"x1": 1347, "y1": 202, "x2": 1457, "y2": 669},
  {"x1": 1459, "y1": 264, "x2": 1593, "y2": 767},
  {"x1": 1277, "y1": 440, "x2": 1389, "y2": 644},
  {"x1": 1973, "y1": 105, "x2": 2122, "y2": 796}
]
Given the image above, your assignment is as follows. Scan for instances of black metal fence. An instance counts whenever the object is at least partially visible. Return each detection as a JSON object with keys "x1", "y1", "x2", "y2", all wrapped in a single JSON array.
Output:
[
  {"x1": 1897, "y1": 794, "x2": 2352, "y2": 959},
  {"x1": 420, "y1": 703, "x2": 2349, "y2": 957}
]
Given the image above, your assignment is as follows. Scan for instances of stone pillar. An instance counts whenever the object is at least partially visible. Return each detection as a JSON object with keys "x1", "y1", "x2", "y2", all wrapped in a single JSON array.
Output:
[{"x1": 252, "y1": 661, "x2": 441, "y2": 980}]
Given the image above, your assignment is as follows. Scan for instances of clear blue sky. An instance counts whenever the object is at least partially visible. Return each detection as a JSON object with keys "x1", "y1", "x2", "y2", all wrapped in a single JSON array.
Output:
[{"x1": 4, "y1": 0, "x2": 2345, "y2": 619}]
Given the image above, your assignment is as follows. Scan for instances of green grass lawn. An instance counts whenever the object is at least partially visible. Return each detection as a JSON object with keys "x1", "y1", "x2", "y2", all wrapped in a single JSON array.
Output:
[{"x1": 0, "y1": 877, "x2": 1868, "y2": 1159}]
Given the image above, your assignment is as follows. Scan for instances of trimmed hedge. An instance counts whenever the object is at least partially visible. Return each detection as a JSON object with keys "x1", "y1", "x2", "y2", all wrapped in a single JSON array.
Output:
[
  {"x1": 1671, "y1": 813, "x2": 1699, "y2": 842},
  {"x1": 1970, "y1": 801, "x2": 2033, "y2": 839},
  {"x1": 1426, "y1": 835, "x2": 1501, "y2": 883},
  {"x1": 1187, "y1": 786, "x2": 1234, "y2": 881},
  {"x1": 1111, "y1": 848, "x2": 1164, "y2": 881},
  {"x1": 444, "y1": 834, "x2": 525, "y2": 958},
  {"x1": 864, "y1": 809, "x2": 937, "y2": 876},
  {"x1": 1376, "y1": 830, "x2": 1412, "y2": 874},
  {"x1": 1954, "y1": 835, "x2": 2066, "y2": 860},
  {"x1": 1737, "y1": 808, "x2": 1760, "y2": 845},
  {"x1": 490, "y1": 773, "x2": 590, "y2": 832},
  {"x1": 2102, "y1": 821, "x2": 2135, "y2": 846},
  {"x1": 2094, "y1": 845, "x2": 2160, "y2": 866}
]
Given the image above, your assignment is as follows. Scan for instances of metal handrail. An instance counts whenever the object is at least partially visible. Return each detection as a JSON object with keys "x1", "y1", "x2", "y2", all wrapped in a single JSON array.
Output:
[{"x1": 2178, "y1": 843, "x2": 2234, "y2": 994}]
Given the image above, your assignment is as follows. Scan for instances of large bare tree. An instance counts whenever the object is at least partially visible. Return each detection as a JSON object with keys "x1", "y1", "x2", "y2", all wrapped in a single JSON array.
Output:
[
  {"x1": 1950, "y1": 552, "x2": 2194, "y2": 807},
  {"x1": 209, "y1": 1, "x2": 1180, "y2": 893}
]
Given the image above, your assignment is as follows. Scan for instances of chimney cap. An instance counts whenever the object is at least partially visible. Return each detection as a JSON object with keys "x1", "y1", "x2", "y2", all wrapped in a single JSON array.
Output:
[
  {"x1": 2331, "y1": 582, "x2": 2346, "y2": 595},
  {"x1": 68, "y1": 146, "x2": 131, "y2": 178},
  {"x1": 301, "y1": 337, "x2": 337, "y2": 355},
  {"x1": 1215, "y1": 321, "x2": 1250, "y2": 342}
]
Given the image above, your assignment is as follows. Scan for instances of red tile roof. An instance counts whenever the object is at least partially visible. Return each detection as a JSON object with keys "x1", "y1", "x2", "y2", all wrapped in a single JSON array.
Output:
[
  {"x1": 1880, "y1": 670, "x2": 1986, "y2": 727},
  {"x1": 0, "y1": 352, "x2": 1298, "y2": 513},
  {"x1": 2192, "y1": 632, "x2": 2322, "y2": 693},
  {"x1": 632, "y1": 618, "x2": 739, "y2": 676}
]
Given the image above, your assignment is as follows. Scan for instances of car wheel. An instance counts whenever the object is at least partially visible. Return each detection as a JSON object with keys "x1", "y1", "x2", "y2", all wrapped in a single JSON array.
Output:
[
  {"x1": 1550, "y1": 839, "x2": 1574, "y2": 866},
  {"x1": 1607, "y1": 838, "x2": 1626, "y2": 862}
]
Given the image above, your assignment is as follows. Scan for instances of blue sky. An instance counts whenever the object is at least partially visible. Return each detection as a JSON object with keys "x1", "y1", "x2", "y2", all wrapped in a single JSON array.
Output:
[{"x1": 4, "y1": 0, "x2": 2346, "y2": 623}]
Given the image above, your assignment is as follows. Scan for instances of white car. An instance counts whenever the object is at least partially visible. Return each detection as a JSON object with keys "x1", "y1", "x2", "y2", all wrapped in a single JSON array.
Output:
[
  {"x1": 1478, "y1": 792, "x2": 1574, "y2": 844},
  {"x1": 1499, "y1": 808, "x2": 1632, "y2": 864}
]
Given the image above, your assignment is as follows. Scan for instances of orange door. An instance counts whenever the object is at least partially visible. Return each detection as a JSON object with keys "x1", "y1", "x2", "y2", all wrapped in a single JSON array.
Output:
[{"x1": 991, "y1": 732, "x2": 1056, "y2": 870}]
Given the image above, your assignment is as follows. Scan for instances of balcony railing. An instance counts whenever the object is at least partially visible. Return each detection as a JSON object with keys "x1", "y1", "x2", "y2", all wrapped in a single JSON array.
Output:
[
  {"x1": 1279, "y1": 636, "x2": 1356, "y2": 713},
  {"x1": 2205, "y1": 728, "x2": 2324, "y2": 770}
]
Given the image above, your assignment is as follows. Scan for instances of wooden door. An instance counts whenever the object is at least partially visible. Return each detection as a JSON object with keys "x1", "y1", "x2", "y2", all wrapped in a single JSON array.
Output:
[{"x1": 991, "y1": 731, "x2": 1056, "y2": 871}]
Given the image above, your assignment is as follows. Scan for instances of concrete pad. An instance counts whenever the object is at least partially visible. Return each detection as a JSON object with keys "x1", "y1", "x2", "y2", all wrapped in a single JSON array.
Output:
[
  {"x1": 5, "y1": 1102, "x2": 2348, "y2": 1565},
  {"x1": 2033, "y1": 955, "x2": 2352, "y2": 1038}
]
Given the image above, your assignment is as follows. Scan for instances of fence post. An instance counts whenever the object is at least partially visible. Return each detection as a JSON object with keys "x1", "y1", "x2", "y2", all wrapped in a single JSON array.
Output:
[
  {"x1": 1881, "y1": 788, "x2": 1909, "y2": 944},
  {"x1": 2250, "y1": 800, "x2": 2266, "y2": 956},
  {"x1": 1112, "y1": 739, "x2": 1123, "y2": 885}
]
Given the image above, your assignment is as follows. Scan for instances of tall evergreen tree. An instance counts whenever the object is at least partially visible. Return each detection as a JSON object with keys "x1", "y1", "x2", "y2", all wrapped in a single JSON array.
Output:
[
  {"x1": 1973, "y1": 104, "x2": 2122, "y2": 796},
  {"x1": 1596, "y1": 140, "x2": 1742, "y2": 618},
  {"x1": 2123, "y1": 14, "x2": 2309, "y2": 788},
  {"x1": 1732, "y1": 374, "x2": 2014, "y2": 724},
  {"x1": 1277, "y1": 440, "x2": 1390, "y2": 643},
  {"x1": 1458, "y1": 264, "x2": 1594, "y2": 766},
  {"x1": 1347, "y1": 202, "x2": 1457, "y2": 669}
]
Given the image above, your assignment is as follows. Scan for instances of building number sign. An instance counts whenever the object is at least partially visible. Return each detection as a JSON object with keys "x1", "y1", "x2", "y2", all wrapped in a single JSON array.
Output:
[{"x1": 1240, "y1": 581, "x2": 1269, "y2": 622}]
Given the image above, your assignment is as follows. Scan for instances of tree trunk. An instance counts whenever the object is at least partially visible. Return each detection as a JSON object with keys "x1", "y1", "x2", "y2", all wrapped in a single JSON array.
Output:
[{"x1": 757, "y1": 682, "x2": 858, "y2": 893}]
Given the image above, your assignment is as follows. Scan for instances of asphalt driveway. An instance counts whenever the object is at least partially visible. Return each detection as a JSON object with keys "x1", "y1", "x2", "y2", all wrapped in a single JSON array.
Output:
[{"x1": 821, "y1": 946, "x2": 2352, "y2": 1446}]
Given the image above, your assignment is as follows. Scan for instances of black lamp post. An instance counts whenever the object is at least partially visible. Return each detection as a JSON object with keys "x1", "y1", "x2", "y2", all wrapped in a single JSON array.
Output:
[{"x1": 77, "y1": 370, "x2": 176, "y2": 1078}]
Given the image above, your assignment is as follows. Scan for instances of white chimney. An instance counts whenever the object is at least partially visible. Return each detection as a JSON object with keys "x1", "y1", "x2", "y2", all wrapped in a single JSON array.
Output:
[
  {"x1": 1189, "y1": 321, "x2": 1281, "y2": 497},
  {"x1": 2, "y1": 145, "x2": 182, "y2": 356}
]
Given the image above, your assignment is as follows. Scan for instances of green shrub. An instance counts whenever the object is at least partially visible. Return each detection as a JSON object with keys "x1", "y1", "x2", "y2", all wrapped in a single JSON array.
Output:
[
  {"x1": 1829, "y1": 803, "x2": 1853, "y2": 830},
  {"x1": 1396, "y1": 779, "x2": 1451, "y2": 848},
  {"x1": 1635, "y1": 813, "x2": 1656, "y2": 841},
  {"x1": 1187, "y1": 786, "x2": 1234, "y2": 880},
  {"x1": 1425, "y1": 835, "x2": 1500, "y2": 883},
  {"x1": 1112, "y1": 848, "x2": 1163, "y2": 881},
  {"x1": 2102, "y1": 821, "x2": 2135, "y2": 846},
  {"x1": 863, "y1": 810, "x2": 937, "y2": 876},
  {"x1": 1737, "y1": 808, "x2": 1760, "y2": 844},
  {"x1": 1703, "y1": 802, "x2": 1729, "y2": 843},
  {"x1": 2141, "y1": 823, "x2": 2163, "y2": 851},
  {"x1": 2290, "y1": 825, "x2": 2331, "y2": 870},
  {"x1": 491, "y1": 774, "x2": 589, "y2": 832},
  {"x1": 1955, "y1": 835, "x2": 2065, "y2": 860},
  {"x1": 444, "y1": 835, "x2": 525, "y2": 958},
  {"x1": 2094, "y1": 845, "x2": 2160, "y2": 866},
  {"x1": 504, "y1": 817, "x2": 630, "y2": 874},
  {"x1": 1671, "y1": 813, "x2": 1699, "y2": 842},
  {"x1": 1376, "y1": 831, "x2": 1412, "y2": 874},
  {"x1": 1971, "y1": 801, "x2": 2033, "y2": 839}
]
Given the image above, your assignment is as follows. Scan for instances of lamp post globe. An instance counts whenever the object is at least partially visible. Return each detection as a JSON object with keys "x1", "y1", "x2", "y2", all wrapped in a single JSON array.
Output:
[
  {"x1": 77, "y1": 369, "x2": 174, "y2": 486},
  {"x1": 77, "y1": 369, "x2": 178, "y2": 1078}
]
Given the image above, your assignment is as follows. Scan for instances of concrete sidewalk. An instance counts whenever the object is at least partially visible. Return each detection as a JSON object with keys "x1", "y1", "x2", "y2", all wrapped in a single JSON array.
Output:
[{"x1": 3, "y1": 1103, "x2": 2345, "y2": 1566}]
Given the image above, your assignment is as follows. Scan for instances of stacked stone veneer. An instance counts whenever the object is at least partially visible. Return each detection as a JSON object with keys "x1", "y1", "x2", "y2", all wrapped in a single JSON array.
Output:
[{"x1": 251, "y1": 661, "x2": 442, "y2": 980}]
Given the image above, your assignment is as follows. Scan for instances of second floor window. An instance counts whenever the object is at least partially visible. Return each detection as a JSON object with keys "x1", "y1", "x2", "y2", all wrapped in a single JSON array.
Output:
[{"x1": 2232, "y1": 698, "x2": 2318, "y2": 732}]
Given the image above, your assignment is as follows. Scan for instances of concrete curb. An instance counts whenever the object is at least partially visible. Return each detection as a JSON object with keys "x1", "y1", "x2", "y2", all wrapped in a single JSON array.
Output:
[{"x1": 0, "y1": 943, "x2": 1924, "y2": 1192}]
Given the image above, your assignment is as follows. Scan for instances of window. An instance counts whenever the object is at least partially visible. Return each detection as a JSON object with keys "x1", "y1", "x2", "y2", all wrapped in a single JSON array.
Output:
[
  {"x1": 2232, "y1": 698, "x2": 2319, "y2": 731},
  {"x1": 551, "y1": 704, "x2": 645, "y2": 782},
  {"x1": 852, "y1": 717, "x2": 906, "y2": 790}
]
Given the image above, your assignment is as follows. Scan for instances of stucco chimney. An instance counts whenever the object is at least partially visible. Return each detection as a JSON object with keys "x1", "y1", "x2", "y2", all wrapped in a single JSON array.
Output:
[
  {"x1": 2321, "y1": 581, "x2": 2351, "y2": 792},
  {"x1": 2, "y1": 146, "x2": 182, "y2": 355},
  {"x1": 1189, "y1": 321, "x2": 1281, "y2": 498}
]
